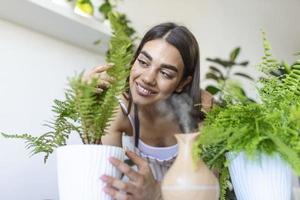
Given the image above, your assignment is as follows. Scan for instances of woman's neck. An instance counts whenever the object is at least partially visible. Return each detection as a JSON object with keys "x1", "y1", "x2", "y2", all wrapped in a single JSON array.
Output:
[
  {"x1": 138, "y1": 105, "x2": 159, "y2": 123},
  {"x1": 136, "y1": 102, "x2": 181, "y2": 147},
  {"x1": 137, "y1": 100, "x2": 176, "y2": 123}
]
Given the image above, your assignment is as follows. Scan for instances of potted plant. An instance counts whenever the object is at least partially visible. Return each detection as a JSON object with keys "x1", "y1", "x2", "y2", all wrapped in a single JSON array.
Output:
[
  {"x1": 204, "y1": 47, "x2": 255, "y2": 105},
  {"x1": 2, "y1": 12, "x2": 134, "y2": 200},
  {"x1": 194, "y1": 32, "x2": 300, "y2": 200}
]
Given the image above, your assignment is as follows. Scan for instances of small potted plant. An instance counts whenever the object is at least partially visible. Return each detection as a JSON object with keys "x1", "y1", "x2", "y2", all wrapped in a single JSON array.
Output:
[
  {"x1": 194, "y1": 32, "x2": 300, "y2": 200},
  {"x1": 2, "y1": 12, "x2": 134, "y2": 200}
]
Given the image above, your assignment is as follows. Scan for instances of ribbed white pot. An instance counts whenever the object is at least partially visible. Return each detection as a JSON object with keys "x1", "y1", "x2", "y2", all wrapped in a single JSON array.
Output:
[
  {"x1": 226, "y1": 152, "x2": 292, "y2": 200},
  {"x1": 294, "y1": 187, "x2": 300, "y2": 200},
  {"x1": 57, "y1": 145, "x2": 125, "y2": 200}
]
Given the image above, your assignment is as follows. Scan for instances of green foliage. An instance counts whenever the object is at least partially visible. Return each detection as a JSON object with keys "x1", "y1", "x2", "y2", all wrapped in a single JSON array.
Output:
[
  {"x1": 74, "y1": 0, "x2": 136, "y2": 41},
  {"x1": 195, "y1": 32, "x2": 300, "y2": 199},
  {"x1": 1, "y1": 12, "x2": 133, "y2": 162},
  {"x1": 99, "y1": 0, "x2": 135, "y2": 38},
  {"x1": 99, "y1": 0, "x2": 113, "y2": 18},
  {"x1": 101, "y1": 1, "x2": 136, "y2": 65},
  {"x1": 76, "y1": 0, "x2": 94, "y2": 15},
  {"x1": 204, "y1": 47, "x2": 254, "y2": 105}
]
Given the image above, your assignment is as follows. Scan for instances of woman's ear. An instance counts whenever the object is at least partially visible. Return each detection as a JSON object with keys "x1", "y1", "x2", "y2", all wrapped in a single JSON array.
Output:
[{"x1": 175, "y1": 76, "x2": 192, "y2": 93}]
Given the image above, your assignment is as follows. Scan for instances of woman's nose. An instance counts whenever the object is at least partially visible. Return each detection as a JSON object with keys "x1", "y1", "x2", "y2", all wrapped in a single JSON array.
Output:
[{"x1": 142, "y1": 69, "x2": 156, "y2": 86}]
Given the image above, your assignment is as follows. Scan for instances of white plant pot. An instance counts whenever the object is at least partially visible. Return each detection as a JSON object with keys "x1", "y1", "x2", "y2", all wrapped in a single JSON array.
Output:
[
  {"x1": 293, "y1": 187, "x2": 300, "y2": 200},
  {"x1": 57, "y1": 145, "x2": 125, "y2": 200},
  {"x1": 226, "y1": 152, "x2": 292, "y2": 200}
]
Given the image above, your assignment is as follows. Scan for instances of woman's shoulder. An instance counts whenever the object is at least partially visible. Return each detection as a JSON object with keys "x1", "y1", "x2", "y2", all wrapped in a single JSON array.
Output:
[
  {"x1": 117, "y1": 93, "x2": 131, "y2": 115},
  {"x1": 103, "y1": 94, "x2": 133, "y2": 138},
  {"x1": 116, "y1": 93, "x2": 134, "y2": 135},
  {"x1": 200, "y1": 89, "x2": 214, "y2": 113}
]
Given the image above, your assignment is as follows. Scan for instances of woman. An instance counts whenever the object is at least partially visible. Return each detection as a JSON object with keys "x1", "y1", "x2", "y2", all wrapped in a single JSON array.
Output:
[{"x1": 84, "y1": 22, "x2": 213, "y2": 200}]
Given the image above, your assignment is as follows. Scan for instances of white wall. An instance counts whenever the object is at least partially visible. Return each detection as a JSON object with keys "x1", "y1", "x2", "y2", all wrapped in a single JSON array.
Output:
[
  {"x1": 121, "y1": 0, "x2": 300, "y2": 64},
  {"x1": 0, "y1": 19, "x2": 104, "y2": 200}
]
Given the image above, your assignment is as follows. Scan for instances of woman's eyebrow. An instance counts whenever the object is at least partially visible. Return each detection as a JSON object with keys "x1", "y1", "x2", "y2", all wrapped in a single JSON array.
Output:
[
  {"x1": 160, "y1": 64, "x2": 178, "y2": 73},
  {"x1": 140, "y1": 51, "x2": 152, "y2": 61}
]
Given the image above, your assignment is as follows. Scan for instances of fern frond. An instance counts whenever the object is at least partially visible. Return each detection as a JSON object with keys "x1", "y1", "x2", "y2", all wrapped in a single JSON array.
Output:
[
  {"x1": 2, "y1": 132, "x2": 54, "y2": 163},
  {"x1": 219, "y1": 167, "x2": 230, "y2": 200},
  {"x1": 2, "y1": 75, "x2": 84, "y2": 162},
  {"x1": 258, "y1": 31, "x2": 280, "y2": 74},
  {"x1": 282, "y1": 60, "x2": 300, "y2": 95},
  {"x1": 87, "y1": 12, "x2": 133, "y2": 143}
]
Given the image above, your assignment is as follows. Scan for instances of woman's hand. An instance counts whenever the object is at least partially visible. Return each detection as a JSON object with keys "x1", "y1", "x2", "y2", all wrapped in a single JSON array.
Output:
[
  {"x1": 101, "y1": 150, "x2": 162, "y2": 200},
  {"x1": 83, "y1": 64, "x2": 115, "y2": 93}
]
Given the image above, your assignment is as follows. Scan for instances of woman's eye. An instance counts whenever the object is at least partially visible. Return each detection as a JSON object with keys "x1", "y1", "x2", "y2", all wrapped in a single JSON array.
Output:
[
  {"x1": 137, "y1": 59, "x2": 148, "y2": 67},
  {"x1": 161, "y1": 71, "x2": 173, "y2": 79}
]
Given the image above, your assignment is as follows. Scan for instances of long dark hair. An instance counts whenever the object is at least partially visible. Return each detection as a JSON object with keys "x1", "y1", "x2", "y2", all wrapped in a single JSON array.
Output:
[{"x1": 126, "y1": 22, "x2": 204, "y2": 145}]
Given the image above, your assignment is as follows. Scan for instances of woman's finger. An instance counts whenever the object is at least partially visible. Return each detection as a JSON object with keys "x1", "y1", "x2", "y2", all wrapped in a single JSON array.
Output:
[
  {"x1": 125, "y1": 150, "x2": 149, "y2": 170},
  {"x1": 82, "y1": 64, "x2": 114, "y2": 83},
  {"x1": 101, "y1": 175, "x2": 136, "y2": 194},
  {"x1": 109, "y1": 157, "x2": 140, "y2": 181},
  {"x1": 97, "y1": 80, "x2": 111, "y2": 89},
  {"x1": 95, "y1": 88, "x2": 103, "y2": 93},
  {"x1": 103, "y1": 186, "x2": 132, "y2": 200},
  {"x1": 92, "y1": 64, "x2": 114, "y2": 73},
  {"x1": 98, "y1": 72, "x2": 115, "y2": 84}
]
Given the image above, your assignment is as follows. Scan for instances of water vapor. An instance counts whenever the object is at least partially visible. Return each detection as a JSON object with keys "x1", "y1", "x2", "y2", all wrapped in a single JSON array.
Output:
[{"x1": 155, "y1": 93, "x2": 198, "y2": 133}]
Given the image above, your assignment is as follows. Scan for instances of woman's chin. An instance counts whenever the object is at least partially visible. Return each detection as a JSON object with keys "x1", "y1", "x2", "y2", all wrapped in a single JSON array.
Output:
[{"x1": 132, "y1": 97, "x2": 153, "y2": 106}]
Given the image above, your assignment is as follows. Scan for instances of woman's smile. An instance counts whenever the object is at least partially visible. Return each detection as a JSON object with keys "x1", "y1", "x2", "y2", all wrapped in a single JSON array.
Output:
[{"x1": 135, "y1": 82, "x2": 158, "y2": 97}]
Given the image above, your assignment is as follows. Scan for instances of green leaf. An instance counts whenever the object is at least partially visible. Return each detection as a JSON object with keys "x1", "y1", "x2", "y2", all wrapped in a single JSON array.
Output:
[
  {"x1": 205, "y1": 72, "x2": 221, "y2": 82},
  {"x1": 294, "y1": 51, "x2": 300, "y2": 56},
  {"x1": 285, "y1": 62, "x2": 293, "y2": 72},
  {"x1": 237, "y1": 61, "x2": 249, "y2": 66},
  {"x1": 230, "y1": 47, "x2": 240, "y2": 62},
  {"x1": 207, "y1": 58, "x2": 234, "y2": 68},
  {"x1": 76, "y1": 0, "x2": 93, "y2": 15},
  {"x1": 234, "y1": 72, "x2": 254, "y2": 80},
  {"x1": 208, "y1": 66, "x2": 225, "y2": 79},
  {"x1": 205, "y1": 85, "x2": 221, "y2": 95},
  {"x1": 93, "y1": 39, "x2": 101, "y2": 45},
  {"x1": 99, "y1": 1, "x2": 112, "y2": 18}
]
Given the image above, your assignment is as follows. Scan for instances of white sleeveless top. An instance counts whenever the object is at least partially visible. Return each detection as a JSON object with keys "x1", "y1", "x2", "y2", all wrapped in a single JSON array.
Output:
[{"x1": 119, "y1": 100, "x2": 178, "y2": 181}]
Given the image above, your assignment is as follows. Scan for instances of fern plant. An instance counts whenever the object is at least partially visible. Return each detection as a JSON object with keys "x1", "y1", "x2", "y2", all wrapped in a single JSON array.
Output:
[
  {"x1": 1, "y1": 12, "x2": 134, "y2": 163},
  {"x1": 194, "y1": 32, "x2": 300, "y2": 200}
]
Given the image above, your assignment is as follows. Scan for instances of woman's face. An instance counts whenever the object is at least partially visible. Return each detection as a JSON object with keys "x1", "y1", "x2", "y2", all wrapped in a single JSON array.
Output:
[{"x1": 129, "y1": 39, "x2": 191, "y2": 106}]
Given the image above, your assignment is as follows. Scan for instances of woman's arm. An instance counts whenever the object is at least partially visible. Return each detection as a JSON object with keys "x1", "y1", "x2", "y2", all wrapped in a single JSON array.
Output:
[{"x1": 101, "y1": 100, "x2": 133, "y2": 146}]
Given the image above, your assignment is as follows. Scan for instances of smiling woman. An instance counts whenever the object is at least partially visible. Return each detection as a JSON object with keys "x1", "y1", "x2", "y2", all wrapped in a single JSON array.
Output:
[{"x1": 84, "y1": 22, "x2": 214, "y2": 200}]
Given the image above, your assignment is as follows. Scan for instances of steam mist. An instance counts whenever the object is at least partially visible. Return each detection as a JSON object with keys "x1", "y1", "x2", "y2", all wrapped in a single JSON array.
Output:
[{"x1": 155, "y1": 93, "x2": 198, "y2": 133}]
